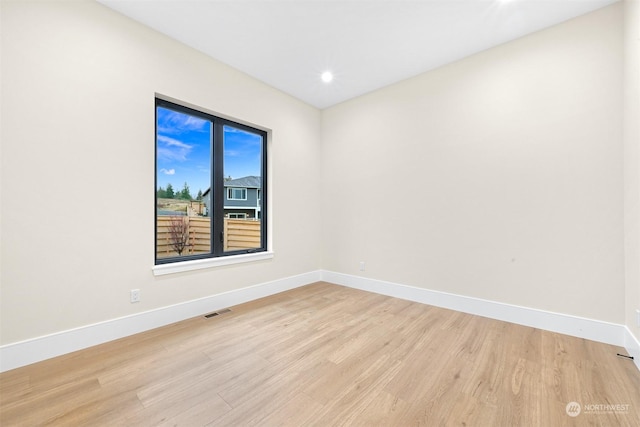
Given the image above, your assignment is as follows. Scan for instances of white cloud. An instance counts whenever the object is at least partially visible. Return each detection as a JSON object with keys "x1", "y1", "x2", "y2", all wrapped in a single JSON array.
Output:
[
  {"x1": 157, "y1": 135, "x2": 192, "y2": 161},
  {"x1": 160, "y1": 168, "x2": 175, "y2": 175},
  {"x1": 183, "y1": 115, "x2": 208, "y2": 130},
  {"x1": 157, "y1": 109, "x2": 209, "y2": 135},
  {"x1": 224, "y1": 149, "x2": 241, "y2": 157},
  {"x1": 158, "y1": 135, "x2": 190, "y2": 149}
]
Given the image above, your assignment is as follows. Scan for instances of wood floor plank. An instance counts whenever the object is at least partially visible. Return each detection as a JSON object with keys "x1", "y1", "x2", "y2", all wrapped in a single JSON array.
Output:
[
  {"x1": 1, "y1": 282, "x2": 639, "y2": 426},
  {"x1": 248, "y1": 392, "x2": 324, "y2": 427},
  {"x1": 0, "y1": 378, "x2": 103, "y2": 425}
]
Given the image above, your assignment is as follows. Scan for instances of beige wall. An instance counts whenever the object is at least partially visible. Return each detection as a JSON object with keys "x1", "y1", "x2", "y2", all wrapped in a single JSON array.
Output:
[
  {"x1": 0, "y1": 1, "x2": 632, "y2": 348},
  {"x1": 321, "y1": 4, "x2": 625, "y2": 322},
  {"x1": 624, "y1": 0, "x2": 640, "y2": 341},
  {"x1": 0, "y1": 0, "x2": 322, "y2": 344}
]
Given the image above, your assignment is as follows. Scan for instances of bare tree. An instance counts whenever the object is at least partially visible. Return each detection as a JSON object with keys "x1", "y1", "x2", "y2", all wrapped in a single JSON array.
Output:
[{"x1": 168, "y1": 215, "x2": 189, "y2": 256}]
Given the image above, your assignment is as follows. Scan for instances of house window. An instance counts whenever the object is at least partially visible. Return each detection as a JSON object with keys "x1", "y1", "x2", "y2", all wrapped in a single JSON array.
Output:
[
  {"x1": 155, "y1": 98, "x2": 267, "y2": 264},
  {"x1": 228, "y1": 213, "x2": 247, "y2": 219},
  {"x1": 227, "y1": 188, "x2": 247, "y2": 200}
]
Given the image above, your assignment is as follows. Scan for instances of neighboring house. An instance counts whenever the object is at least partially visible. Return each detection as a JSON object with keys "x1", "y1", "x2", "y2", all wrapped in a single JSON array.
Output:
[{"x1": 202, "y1": 176, "x2": 262, "y2": 220}]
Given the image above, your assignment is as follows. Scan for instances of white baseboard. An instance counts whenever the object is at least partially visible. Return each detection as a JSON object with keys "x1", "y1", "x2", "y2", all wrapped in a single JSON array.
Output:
[
  {"x1": 2, "y1": 270, "x2": 636, "y2": 374},
  {"x1": 624, "y1": 327, "x2": 640, "y2": 371},
  {"x1": 322, "y1": 271, "x2": 628, "y2": 348},
  {"x1": 0, "y1": 270, "x2": 322, "y2": 373}
]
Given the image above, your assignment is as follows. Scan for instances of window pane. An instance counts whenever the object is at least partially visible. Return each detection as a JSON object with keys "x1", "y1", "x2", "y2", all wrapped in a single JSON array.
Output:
[
  {"x1": 223, "y1": 125, "x2": 263, "y2": 252},
  {"x1": 156, "y1": 106, "x2": 212, "y2": 260},
  {"x1": 227, "y1": 188, "x2": 247, "y2": 200}
]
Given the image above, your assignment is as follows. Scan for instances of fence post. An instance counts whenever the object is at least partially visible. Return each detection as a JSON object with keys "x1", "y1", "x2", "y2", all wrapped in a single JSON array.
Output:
[{"x1": 224, "y1": 218, "x2": 229, "y2": 251}]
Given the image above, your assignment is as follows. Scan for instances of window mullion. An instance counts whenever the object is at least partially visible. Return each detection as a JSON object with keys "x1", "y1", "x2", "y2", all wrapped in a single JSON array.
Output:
[{"x1": 212, "y1": 121, "x2": 225, "y2": 255}]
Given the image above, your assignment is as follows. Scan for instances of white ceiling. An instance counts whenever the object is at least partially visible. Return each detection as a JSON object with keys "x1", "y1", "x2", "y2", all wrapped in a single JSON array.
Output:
[{"x1": 97, "y1": 0, "x2": 617, "y2": 109}]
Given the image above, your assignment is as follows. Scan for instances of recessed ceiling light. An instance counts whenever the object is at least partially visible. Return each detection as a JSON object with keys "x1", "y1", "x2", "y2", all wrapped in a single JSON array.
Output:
[{"x1": 321, "y1": 71, "x2": 333, "y2": 83}]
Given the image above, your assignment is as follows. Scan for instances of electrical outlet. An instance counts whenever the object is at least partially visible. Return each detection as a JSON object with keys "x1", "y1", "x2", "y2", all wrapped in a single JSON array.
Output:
[
  {"x1": 359, "y1": 261, "x2": 366, "y2": 271},
  {"x1": 130, "y1": 289, "x2": 140, "y2": 303}
]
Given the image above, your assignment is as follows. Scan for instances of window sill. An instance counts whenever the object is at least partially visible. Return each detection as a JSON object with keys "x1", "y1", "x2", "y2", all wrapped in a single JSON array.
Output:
[{"x1": 152, "y1": 251, "x2": 274, "y2": 276}]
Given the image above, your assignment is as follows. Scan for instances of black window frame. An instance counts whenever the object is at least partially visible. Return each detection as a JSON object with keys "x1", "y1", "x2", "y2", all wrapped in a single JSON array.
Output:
[{"x1": 155, "y1": 98, "x2": 268, "y2": 265}]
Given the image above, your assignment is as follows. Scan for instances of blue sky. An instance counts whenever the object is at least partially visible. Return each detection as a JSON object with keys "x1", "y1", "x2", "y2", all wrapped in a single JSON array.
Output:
[{"x1": 156, "y1": 107, "x2": 262, "y2": 197}]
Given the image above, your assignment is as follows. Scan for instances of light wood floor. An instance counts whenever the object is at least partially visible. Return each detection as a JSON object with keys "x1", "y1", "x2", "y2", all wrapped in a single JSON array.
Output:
[{"x1": 1, "y1": 282, "x2": 639, "y2": 426}]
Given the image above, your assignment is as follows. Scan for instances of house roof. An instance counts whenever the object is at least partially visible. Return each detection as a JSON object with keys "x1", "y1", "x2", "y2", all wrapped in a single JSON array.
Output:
[
  {"x1": 202, "y1": 176, "x2": 261, "y2": 197},
  {"x1": 224, "y1": 176, "x2": 261, "y2": 189}
]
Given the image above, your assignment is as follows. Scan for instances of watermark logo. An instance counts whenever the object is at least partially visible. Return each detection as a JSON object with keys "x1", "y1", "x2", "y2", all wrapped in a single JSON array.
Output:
[
  {"x1": 566, "y1": 401, "x2": 630, "y2": 417},
  {"x1": 566, "y1": 402, "x2": 581, "y2": 417}
]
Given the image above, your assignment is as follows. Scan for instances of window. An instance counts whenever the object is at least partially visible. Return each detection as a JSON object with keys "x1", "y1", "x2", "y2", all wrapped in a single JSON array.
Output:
[
  {"x1": 227, "y1": 188, "x2": 247, "y2": 200},
  {"x1": 155, "y1": 98, "x2": 267, "y2": 265},
  {"x1": 228, "y1": 213, "x2": 247, "y2": 219}
]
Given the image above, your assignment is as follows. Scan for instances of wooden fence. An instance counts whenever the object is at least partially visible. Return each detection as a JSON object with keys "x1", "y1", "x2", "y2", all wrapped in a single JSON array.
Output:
[
  {"x1": 224, "y1": 218, "x2": 262, "y2": 251},
  {"x1": 156, "y1": 216, "x2": 261, "y2": 258}
]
